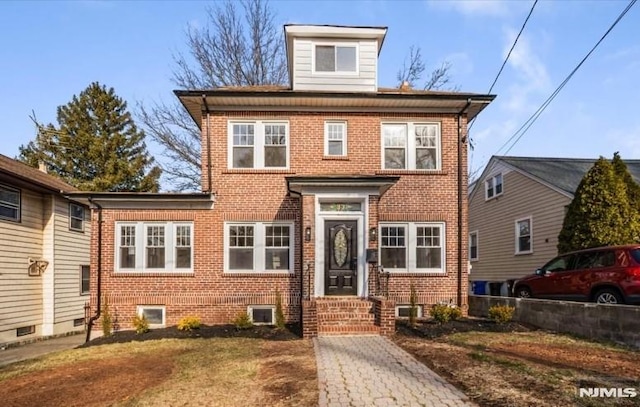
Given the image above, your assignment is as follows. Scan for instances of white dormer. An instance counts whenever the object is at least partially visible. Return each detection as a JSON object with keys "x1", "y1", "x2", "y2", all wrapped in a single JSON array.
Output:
[{"x1": 284, "y1": 25, "x2": 387, "y2": 92}]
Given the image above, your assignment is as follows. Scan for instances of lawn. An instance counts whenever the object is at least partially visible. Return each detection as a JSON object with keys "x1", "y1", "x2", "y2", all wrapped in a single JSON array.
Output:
[{"x1": 394, "y1": 319, "x2": 640, "y2": 407}]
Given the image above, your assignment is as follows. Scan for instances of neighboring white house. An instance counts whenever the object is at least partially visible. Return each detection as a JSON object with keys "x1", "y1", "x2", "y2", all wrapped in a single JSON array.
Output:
[{"x1": 0, "y1": 154, "x2": 90, "y2": 345}]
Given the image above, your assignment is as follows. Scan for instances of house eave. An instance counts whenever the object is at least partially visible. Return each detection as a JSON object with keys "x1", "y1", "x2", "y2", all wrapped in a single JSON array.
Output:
[
  {"x1": 65, "y1": 192, "x2": 215, "y2": 210},
  {"x1": 285, "y1": 175, "x2": 399, "y2": 197}
]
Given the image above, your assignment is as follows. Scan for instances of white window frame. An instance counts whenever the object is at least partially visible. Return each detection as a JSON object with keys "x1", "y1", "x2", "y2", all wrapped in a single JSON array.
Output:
[
  {"x1": 379, "y1": 222, "x2": 446, "y2": 273},
  {"x1": 485, "y1": 173, "x2": 503, "y2": 200},
  {"x1": 247, "y1": 305, "x2": 276, "y2": 325},
  {"x1": 395, "y1": 305, "x2": 423, "y2": 318},
  {"x1": 224, "y1": 222, "x2": 295, "y2": 273},
  {"x1": 469, "y1": 231, "x2": 479, "y2": 261},
  {"x1": 381, "y1": 122, "x2": 441, "y2": 170},
  {"x1": 312, "y1": 42, "x2": 359, "y2": 75},
  {"x1": 115, "y1": 222, "x2": 194, "y2": 273},
  {"x1": 324, "y1": 121, "x2": 347, "y2": 156},
  {"x1": 515, "y1": 216, "x2": 533, "y2": 255},
  {"x1": 137, "y1": 305, "x2": 166, "y2": 328},
  {"x1": 227, "y1": 120, "x2": 290, "y2": 169},
  {"x1": 69, "y1": 202, "x2": 85, "y2": 232},
  {"x1": 0, "y1": 184, "x2": 21, "y2": 222}
]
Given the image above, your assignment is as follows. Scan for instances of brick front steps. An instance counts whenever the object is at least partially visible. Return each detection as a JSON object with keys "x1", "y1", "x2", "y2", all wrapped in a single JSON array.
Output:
[{"x1": 303, "y1": 296, "x2": 395, "y2": 337}]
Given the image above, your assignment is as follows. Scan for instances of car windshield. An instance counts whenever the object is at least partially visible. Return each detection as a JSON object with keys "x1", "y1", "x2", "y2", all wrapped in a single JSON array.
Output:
[{"x1": 631, "y1": 249, "x2": 640, "y2": 264}]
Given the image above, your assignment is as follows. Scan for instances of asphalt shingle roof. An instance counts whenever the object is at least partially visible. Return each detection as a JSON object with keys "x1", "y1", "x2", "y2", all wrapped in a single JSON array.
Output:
[{"x1": 0, "y1": 154, "x2": 77, "y2": 193}]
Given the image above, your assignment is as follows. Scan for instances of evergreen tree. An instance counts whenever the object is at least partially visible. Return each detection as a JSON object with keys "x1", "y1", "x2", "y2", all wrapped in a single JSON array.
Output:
[
  {"x1": 612, "y1": 151, "x2": 640, "y2": 211},
  {"x1": 19, "y1": 82, "x2": 161, "y2": 192},
  {"x1": 557, "y1": 157, "x2": 640, "y2": 253}
]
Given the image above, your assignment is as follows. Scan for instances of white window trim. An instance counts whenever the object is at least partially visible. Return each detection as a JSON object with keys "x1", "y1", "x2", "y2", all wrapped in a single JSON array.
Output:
[
  {"x1": 69, "y1": 202, "x2": 85, "y2": 232},
  {"x1": 227, "y1": 120, "x2": 290, "y2": 170},
  {"x1": 137, "y1": 305, "x2": 166, "y2": 328},
  {"x1": 395, "y1": 305, "x2": 423, "y2": 318},
  {"x1": 224, "y1": 222, "x2": 295, "y2": 274},
  {"x1": 380, "y1": 122, "x2": 442, "y2": 170},
  {"x1": 0, "y1": 183, "x2": 20, "y2": 222},
  {"x1": 324, "y1": 121, "x2": 347, "y2": 156},
  {"x1": 247, "y1": 305, "x2": 276, "y2": 325},
  {"x1": 469, "y1": 230, "x2": 479, "y2": 261},
  {"x1": 115, "y1": 222, "x2": 194, "y2": 273},
  {"x1": 311, "y1": 42, "x2": 359, "y2": 75},
  {"x1": 379, "y1": 222, "x2": 446, "y2": 273},
  {"x1": 485, "y1": 173, "x2": 503, "y2": 200},
  {"x1": 515, "y1": 216, "x2": 533, "y2": 255}
]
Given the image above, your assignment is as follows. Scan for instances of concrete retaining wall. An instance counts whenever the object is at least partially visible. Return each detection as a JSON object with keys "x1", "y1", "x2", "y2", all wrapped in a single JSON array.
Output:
[{"x1": 468, "y1": 295, "x2": 640, "y2": 349}]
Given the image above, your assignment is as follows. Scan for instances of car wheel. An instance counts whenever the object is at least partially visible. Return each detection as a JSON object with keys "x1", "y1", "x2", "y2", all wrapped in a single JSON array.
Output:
[
  {"x1": 515, "y1": 286, "x2": 532, "y2": 298},
  {"x1": 594, "y1": 288, "x2": 623, "y2": 304}
]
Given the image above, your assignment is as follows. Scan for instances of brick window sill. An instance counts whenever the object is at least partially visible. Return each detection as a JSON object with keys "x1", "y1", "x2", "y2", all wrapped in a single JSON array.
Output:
[
  {"x1": 322, "y1": 156, "x2": 349, "y2": 161},
  {"x1": 222, "y1": 169, "x2": 296, "y2": 174},
  {"x1": 112, "y1": 271, "x2": 195, "y2": 277},
  {"x1": 223, "y1": 272, "x2": 294, "y2": 277}
]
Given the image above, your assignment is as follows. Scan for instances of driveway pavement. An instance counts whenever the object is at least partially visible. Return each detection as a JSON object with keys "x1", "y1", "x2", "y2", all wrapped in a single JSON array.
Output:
[
  {"x1": 0, "y1": 334, "x2": 85, "y2": 368},
  {"x1": 314, "y1": 335, "x2": 476, "y2": 407}
]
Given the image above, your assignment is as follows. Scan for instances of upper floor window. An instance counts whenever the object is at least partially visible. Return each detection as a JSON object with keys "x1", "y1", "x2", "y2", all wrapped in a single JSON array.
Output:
[
  {"x1": 469, "y1": 231, "x2": 478, "y2": 261},
  {"x1": 0, "y1": 184, "x2": 20, "y2": 222},
  {"x1": 515, "y1": 217, "x2": 532, "y2": 254},
  {"x1": 116, "y1": 222, "x2": 193, "y2": 272},
  {"x1": 229, "y1": 121, "x2": 289, "y2": 169},
  {"x1": 225, "y1": 222, "x2": 294, "y2": 273},
  {"x1": 380, "y1": 222, "x2": 445, "y2": 273},
  {"x1": 381, "y1": 123, "x2": 441, "y2": 170},
  {"x1": 485, "y1": 173, "x2": 503, "y2": 200},
  {"x1": 325, "y1": 121, "x2": 347, "y2": 156},
  {"x1": 314, "y1": 44, "x2": 357, "y2": 73},
  {"x1": 69, "y1": 203, "x2": 85, "y2": 232}
]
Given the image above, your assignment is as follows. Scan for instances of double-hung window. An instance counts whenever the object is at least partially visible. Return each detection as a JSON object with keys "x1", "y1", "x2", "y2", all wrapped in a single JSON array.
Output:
[
  {"x1": 382, "y1": 123, "x2": 441, "y2": 170},
  {"x1": 469, "y1": 231, "x2": 478, "y2": 261},
  {"x1": 380, "y1": 223, "x2": 445, "y2": 272},
  {"x1": 325, "y1": 121, "x2": 347, "y2": 156},
  {"x1": 225, "y1": 222, "x2": 294, "y2": 272},
  {"x1": 0, "y1": 184, "x2": 20, "y2": 222},
  {"x1": 116, "y1": 222, "x2": 194, "y2": 272},
  {"x1": 314, "y1": 44, "x2": 357, "y2": 73},
  {"x1": 80, "y1": 265, "x2": 90, "y2": 295},
  {"x1": 515, "y1": 217, "x2": 532, "y2": 254},
  {"x1": 485, "y1": 173, "x2": 503, "y2": 199},
  {"x1": 69, "y1": 203, "x2": 85, "y2": 232},
  {"x1": 229, "y1": 121, "x2": 289, "y2": 169}
]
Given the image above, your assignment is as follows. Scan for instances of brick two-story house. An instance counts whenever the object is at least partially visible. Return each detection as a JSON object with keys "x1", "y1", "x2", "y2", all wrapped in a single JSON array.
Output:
[{"x1": 72, "y1": 25, "x2": 494, "y2": 337}]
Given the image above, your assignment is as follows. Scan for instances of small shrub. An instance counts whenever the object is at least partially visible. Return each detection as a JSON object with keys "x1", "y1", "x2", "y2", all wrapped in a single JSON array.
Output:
[
  {"x1": 449, "y1": 305, "x2": 463, "y2": 321},
  {"x1": 101, "y1": 296, "x2": 113, "y2": 337},
  {"x1": 430, "y1": 304, "x2": 452, "y2": 324},
  {"x1": 233, "y1": 312, "x2": 253, "y2": 329},
  {"x1": 275, "y1": 290, "x2": 285, "y2": 329},
  {"x1": 132, "y1": 314, "x2": 149, "y2": 334},
  {"x1": 408, "y1": 283, "x2": 418, "y2": 328},
  {"x1": 177, "y1": 316, "x2": 201, "y2": 331},
  {"x1": 488, "y1": 304, "x2": 515, "y2": 324}
]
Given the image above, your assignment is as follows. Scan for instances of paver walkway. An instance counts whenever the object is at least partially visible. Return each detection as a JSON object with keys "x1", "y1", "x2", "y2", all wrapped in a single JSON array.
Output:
[{"x1": 314, "y1": 335, "x2": 476, "y2": 407}]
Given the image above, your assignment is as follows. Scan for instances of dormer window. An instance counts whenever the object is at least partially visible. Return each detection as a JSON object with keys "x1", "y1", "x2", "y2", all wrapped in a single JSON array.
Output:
[{"x1": 314, "y1": 44, "x2": 357, "y2": 73}]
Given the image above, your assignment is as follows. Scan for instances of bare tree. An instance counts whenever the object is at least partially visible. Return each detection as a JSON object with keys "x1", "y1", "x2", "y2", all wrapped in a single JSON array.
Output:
[{"x1": 396, "y1": 45, "x2": 453, "y2": 90}]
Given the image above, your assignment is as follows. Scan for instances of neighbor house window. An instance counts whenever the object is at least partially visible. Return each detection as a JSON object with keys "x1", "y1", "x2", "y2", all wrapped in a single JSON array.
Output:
[
  {"x1": 0, "y1": 184, "x2": 20, "y2": 222},
  {"x1": 116, "y1": 222, "x2": 193, "y2": 272},
  {"x1": 485, "y1": 173, "x2": 503, "y2": 200},
  {"x1": 69, "y1": 203, "x2": 85, "y2": 231},
  {"x1": 80, "y1": 265, "x2": 90, "y2": 295},
  {"x1": 137, "y1": 306, "x2": 165, "y2": 327},
  {"x1": 229, "y1": 121, "x2": 289, "y2": 169},
  {"x1": 515, "y1": 217, "x2": 532, "y2": 254},
  {"x1": 225, "y1": 222, "x2": 294, "y2": 273},
  {"x1": 469, "y1": 231, "x2": 478, "y2": 261},
  {"x1": 382, "y1": 123, "x2": 441, "y2": 170},
  {"x1": 314, "y1": 44, "x2": 357, "y2": 73},
  {"x1": 325, "y1": 121, "x2": 347, "y2": 156},
  {"x1": 380, "y1": 223, "x2": 445, "y2": 272}
]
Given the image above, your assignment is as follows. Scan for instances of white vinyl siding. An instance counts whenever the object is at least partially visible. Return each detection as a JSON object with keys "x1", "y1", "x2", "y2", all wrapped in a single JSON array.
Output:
[
  {"x1": 324, "y1": 121, "x2": 347, "y2": 156},
  {"x1": 381, "y1": 123, "x2": 441, "y2": 170},
  {"x1": 224, "y1": 222, "x2": 294, "y2": 273},
  {"x1": 292, "y1": 38, "x2": 377, "y2": 92},
  {"x1": 379, "y1": 222, "x2": 445, "y2": 273},
  {"x1": 228, "y1": 121, "x2": 289, "y2": 169},
  {"x1": 115, "y1": 222, "x2": 194, "y2": 272}
]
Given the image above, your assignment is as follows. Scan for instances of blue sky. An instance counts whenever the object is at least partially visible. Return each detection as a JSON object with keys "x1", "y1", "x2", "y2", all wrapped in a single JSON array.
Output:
[{"x1": 1, "y1": 0, "x2": 639, "y2": 185}]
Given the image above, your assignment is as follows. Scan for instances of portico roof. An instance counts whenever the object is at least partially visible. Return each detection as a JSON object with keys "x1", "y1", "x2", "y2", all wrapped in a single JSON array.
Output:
[{"x1": 285, "y1": 175, "x2": 399, "y2": 197}]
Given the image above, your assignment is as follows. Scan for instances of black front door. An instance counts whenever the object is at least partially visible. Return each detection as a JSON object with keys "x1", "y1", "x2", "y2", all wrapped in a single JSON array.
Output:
[{"x1": 325, "y1": 220, "x2": 358, "y2": 296}]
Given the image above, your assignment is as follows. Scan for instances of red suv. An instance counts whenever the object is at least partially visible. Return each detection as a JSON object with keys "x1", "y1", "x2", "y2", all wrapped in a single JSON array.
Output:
[{"x1": 513, "y1": 245, "x2": 640, "y2": 304}]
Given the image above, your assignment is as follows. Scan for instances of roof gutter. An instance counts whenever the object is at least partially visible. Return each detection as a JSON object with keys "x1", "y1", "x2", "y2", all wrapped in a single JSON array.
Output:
[
  {"x1": 202, "y1": 94, "x2": 212, "y2": 194},
  {"x1": 85, "y1": 197, "x2": 102, "y2": 343},
  {"x1": 457, "y1": 99, "x2": 472, "y2": 309}
]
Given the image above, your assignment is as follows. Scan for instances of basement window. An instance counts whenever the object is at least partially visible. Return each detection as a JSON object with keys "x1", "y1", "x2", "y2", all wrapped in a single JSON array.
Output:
[
  {"x1": 16, "y1": 325, "x2": 35, "y2": 337},
  {"x1": 74, "y1": 318, "x2": 85, "y2": 327},
  {"x1": 248, "y1": 306, "x2": 275, "y2": 325},
  {"x1": 137, "y1": 306, "x2": 166, "y2": 327},
  {"x1": 395, "y1": 305, "x2": 423, "y2": 318}
]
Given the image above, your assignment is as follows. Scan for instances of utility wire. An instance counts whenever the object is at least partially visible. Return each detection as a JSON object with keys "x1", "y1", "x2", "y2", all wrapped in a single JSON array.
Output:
[{"x1": 498, "y1": 0, "x2": 637, "y2": 156}]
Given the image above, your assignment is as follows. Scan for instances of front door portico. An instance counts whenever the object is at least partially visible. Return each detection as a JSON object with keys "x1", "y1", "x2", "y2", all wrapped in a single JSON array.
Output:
[{"x1": 324, "y1": 220, "x2": 358, "y2": 296}]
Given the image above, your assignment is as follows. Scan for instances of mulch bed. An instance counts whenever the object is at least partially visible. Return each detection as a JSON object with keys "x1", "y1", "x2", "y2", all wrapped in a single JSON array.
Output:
[
  {"x1": 80, "y1": 323, "x2": 301, "y2": 348},
  {"x1": 395, "y1": 317, "x2": 534, "y2": 339}
]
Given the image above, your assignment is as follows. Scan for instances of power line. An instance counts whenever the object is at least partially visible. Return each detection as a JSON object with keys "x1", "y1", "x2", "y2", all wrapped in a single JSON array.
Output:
[{"x1": 497, "y1": 0, "x2": 637, "y2": 156}]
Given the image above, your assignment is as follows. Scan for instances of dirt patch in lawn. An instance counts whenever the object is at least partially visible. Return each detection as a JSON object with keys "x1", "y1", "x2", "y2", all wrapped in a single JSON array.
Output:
[
  {"x1": 0, "y1": 353, "x2": 174, "y2": 407},
  {"x1": 395, "y1": 319, "x2": 640, "y2": 407}
]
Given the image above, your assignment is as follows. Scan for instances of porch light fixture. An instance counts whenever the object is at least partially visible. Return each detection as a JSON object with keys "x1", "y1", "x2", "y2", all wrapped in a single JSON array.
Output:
[
  {"x1": 369, "y1": 227, "x2": 377, "y2": 242},
  {"x1": 305, "y1": 227, "x2": 311, "y2": 242}
]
